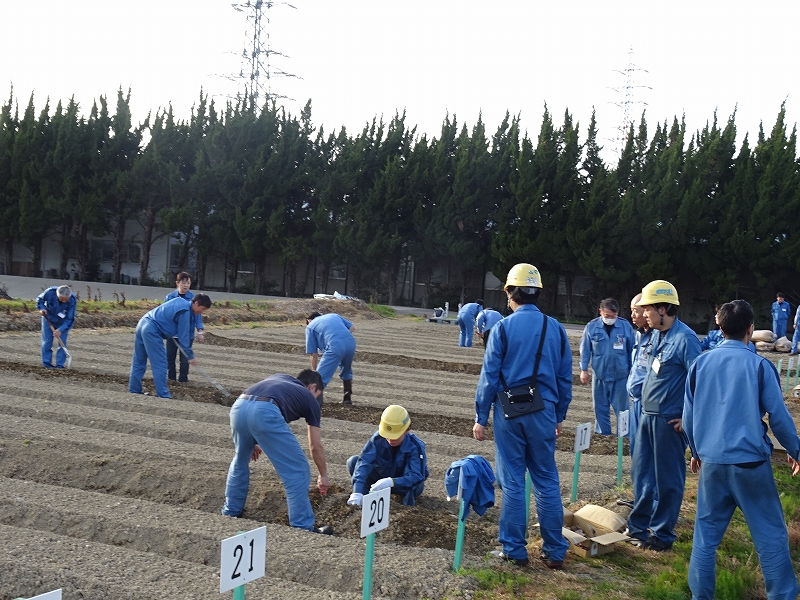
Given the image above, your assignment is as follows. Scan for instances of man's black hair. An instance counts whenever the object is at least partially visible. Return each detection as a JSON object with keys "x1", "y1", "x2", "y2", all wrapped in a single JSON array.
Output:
[
  {"x1": 653, "y1": 302, "x2": 678, "y2": 317},
  {"x1": 192, "y1": 294, "x2": 212, "y2": 308},
  {"x1": 599, "y1": 298, "x2": 619, "y2": 313},
  {"x1": 508, "y1": 286, "x2": 540, "y2": 305},
  {"x1": 307, "y1": 311, "x2": 322, "y2": 321},
  {"x1": 476, "y1": 299, "x2": 484, "y2": 306},
  {"x1": 718, "y1": 300, "x2": 754, "y2": 341}
]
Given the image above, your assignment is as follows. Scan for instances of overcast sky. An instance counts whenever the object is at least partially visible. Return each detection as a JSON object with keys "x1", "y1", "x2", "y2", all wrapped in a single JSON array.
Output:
[{"x1": 3, "y1": 1, "x2": 799, "y2": 163}]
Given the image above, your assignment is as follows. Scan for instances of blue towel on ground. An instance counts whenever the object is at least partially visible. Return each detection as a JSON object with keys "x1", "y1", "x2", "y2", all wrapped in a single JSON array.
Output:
[{"x1": 444, "y1": 455, "x2": 495, "y2": 520}]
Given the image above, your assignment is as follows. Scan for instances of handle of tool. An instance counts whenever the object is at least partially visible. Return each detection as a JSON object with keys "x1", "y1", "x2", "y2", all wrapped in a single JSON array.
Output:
[{"x1": 172, "y1": 337, "x2": 231, "y2": 397}]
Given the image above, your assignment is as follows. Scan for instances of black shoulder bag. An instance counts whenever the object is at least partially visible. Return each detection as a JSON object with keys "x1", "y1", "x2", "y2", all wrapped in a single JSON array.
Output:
[{"x1": 495, "y1": 316, "x2": 547, "y2": 419}]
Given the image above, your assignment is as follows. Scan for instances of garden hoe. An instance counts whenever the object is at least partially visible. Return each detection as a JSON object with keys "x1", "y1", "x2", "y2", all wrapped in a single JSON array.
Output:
[
  {"x1": 173, "y1": 337, "x2": 231, "y2": 398},
  {"x1": 43, "y1": 313, "x2": 73, "y2": 368}
]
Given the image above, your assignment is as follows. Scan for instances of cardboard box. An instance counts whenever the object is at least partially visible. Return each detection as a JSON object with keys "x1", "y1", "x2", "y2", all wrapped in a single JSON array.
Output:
[{"x1": 560, "y1": 504, "x2": 629, "y2": 558}]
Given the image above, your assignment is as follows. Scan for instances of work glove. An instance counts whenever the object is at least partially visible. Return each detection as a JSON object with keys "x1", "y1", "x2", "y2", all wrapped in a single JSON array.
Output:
[
  {"x1": 347, "y1": 492, "x2": 363, "y2": 506},
  {"x1": 370, "y1": 478, "x2": 393, "y2": 492}
]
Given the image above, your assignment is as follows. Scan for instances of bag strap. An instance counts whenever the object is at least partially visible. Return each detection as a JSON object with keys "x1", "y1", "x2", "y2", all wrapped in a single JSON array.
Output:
[{"x1": 498, "y1": 314, "x2": 548, "y2": 391}]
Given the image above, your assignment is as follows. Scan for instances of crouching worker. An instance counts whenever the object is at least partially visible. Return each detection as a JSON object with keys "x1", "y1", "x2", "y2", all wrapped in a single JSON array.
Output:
[{"x1": 346, "y1": 405, "x2": 429, "y2": 506}]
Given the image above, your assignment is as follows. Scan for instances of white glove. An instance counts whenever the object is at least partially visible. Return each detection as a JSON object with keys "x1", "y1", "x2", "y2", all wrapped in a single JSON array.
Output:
[
  {"x1": 347, "y1": 492, "x2": 363, "y2": 506},
  {"x1": 370, "y1": 477, "x2": 394, "y2": 492}
]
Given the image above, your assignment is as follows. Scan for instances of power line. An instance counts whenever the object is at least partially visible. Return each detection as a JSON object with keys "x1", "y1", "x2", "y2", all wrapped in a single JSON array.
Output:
[{"x1": 608, "y1": 47, "x2": 651, "y2": 157}]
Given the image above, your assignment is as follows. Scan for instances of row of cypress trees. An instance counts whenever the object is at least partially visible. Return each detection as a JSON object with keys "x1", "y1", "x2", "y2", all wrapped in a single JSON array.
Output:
[{"x1": 1, "y1": 86, "x2": 798, "y2": 315}]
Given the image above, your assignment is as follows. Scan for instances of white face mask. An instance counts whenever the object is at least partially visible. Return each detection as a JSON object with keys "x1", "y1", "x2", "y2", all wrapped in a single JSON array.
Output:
[{"x1": 602, "y1": 316, "x2": 617, "y2": 326}]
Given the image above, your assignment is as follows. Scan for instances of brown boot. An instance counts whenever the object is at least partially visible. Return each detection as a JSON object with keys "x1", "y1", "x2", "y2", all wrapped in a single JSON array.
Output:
[{"x1": 343, "y1": 379, "x2": 353, "y2": 405}]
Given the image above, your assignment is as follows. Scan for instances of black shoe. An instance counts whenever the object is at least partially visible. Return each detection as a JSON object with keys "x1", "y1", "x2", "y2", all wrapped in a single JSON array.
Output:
[
  {"x1": 539, "y1": 553, "x2": 564, "y2": 570},
  {"x1": 315, "y1": 525, "x2": 334, "y2": 535},
  {"x1": 489, "y1": 550, "x2": 529, "y2": 567},
  {"x1": 642, "y1": 537, "x2": 672, "y2": 552},
  {"x1": 617, "y1": 499, "x2": 635, "y2": 508}
]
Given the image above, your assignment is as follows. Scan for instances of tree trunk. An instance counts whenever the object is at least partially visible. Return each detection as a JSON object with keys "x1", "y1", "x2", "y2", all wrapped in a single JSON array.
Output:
[
  {"x1": 73, "y1": 222, "x2": 88, "y2": 281},
  {"x1": 197, "y1": 252, "x2": 207, "y2": 290},
  {"x1": 139, "y1": 202, "x2": 156, "y2": 284},
  {"x1": 227, "y1": 257, "x2": 239, "y2": 293},
  {"x1": 564, "y1": 274, "x2": 574, "y2": 322},
  {"x1": 32, "y1": 237, "x2": 43, "y2": 278},
  {"x1": 3, "y1": 237, "x2": 14, "y2": 276},
  {"x1": 112, "y1": 215, "x2": 126, "y2": 283},
  {"x1": 58, "y1": 223, "x2": 71, "y2": 279}
]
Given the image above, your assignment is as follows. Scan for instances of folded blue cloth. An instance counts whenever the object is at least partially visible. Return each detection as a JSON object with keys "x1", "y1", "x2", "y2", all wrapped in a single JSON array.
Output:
[{"x1": 444, "y1": 455, "x2": 495, "y2": 520}]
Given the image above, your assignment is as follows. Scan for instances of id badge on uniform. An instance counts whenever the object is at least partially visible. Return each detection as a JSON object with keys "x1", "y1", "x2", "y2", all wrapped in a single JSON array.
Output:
[
  {"x1": 57, "y1": 311, "x2": 66, "y2": 318},
  {"x1": 638, "y1": 353, "x2": 648, "y2": 368},
  {"x1": 614, "y1": 335, "x2": 624, "y2": 350},
  {"x1": 651, "y1": 357, "x2": 661, "y2": 374}
]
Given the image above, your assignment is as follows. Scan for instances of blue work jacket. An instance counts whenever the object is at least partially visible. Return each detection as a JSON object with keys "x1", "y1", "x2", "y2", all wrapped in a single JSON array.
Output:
[
  {"x1": 305, "y1": 313, "x2": 354, "y2": 353},
  {"x1": 641, "y1": 318, "x2": 701, "y2": 418},
  {"x1": 144, "y1": 297, "x2": 197, "y2": 359},
  {"x1": 476, "y1": 309, "x2": 502, "y2": 334},
  {"x1": 626, "y1": 329, "x2": 653, "y2": 401},
  {"x1": 165, "y1": 289, "x2": 203, "y2": 330},
  {"x1": 684, "y1": 340, "x2": 800, "y2": 463},
  {"x1": 36, "y1": 287, "x2": 77, "y2": 333},
  {"x1": 579, "y1": 316, "x2": 635, "y2": 381},
  {"x1": 444, "y1": 455, "x2": 495, "y2": 520},
  {"x1": 475, "y1": 304, "x2": 572, "y2": 425},
  {"x1": 458, "y1": 303, "x2": 483, "y2": 324},
  {"x1": 772, "y1": 301, "x2": 791, "y2": 323},
  {"x1": 351, "y1": 432, "x2": 428, "y2": 501}
]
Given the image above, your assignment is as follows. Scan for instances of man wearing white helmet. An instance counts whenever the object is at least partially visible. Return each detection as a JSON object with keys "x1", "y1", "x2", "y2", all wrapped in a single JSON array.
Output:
[
  {"x1": 627, "y1": 280, "x2": 701, "y2": 552},
  {"x1": 345, "y1": 405, "x2": 429, "y2": 507},
  {"x1": 473, "y1": 263, "x2": 572, "y2": 569}
]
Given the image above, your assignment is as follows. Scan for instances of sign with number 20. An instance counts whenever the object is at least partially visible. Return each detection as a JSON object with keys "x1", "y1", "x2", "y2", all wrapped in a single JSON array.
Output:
[{"x1": 360, "y1": 487, "x2": 391, "y2": 538}]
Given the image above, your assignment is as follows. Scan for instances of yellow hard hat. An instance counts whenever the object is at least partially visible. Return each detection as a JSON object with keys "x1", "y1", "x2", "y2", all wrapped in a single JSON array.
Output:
[
  {"x1": 504, "y1": 263, "x2": 543, "y2": 290},
  {"x1": 379, "y1": 405, "x2": 410, "y2": 440},
  {"x1": 636, "y1": 280, "x2": 680, "y2": 306}
]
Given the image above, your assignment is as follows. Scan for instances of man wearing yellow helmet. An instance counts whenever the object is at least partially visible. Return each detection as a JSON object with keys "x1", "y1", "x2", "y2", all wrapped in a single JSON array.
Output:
[
  {"x1": 345, "y1": 405, "x2": 429, "y2": 507},
  {"x1": 627, "y1": 280, "x2": 701, "y2": 552},
  {"x1": 473, "y1": 263, "x2": 572, "y2": 569}
]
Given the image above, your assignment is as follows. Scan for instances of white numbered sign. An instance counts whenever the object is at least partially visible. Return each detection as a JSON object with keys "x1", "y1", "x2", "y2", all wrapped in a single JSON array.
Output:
[
  {"x1": 360, "y1": 487, "x2": 391, "y2": 538},
  {"x1": 29, "y1": 592, "x2": 62, "y2": 600},
  {"x1": 574, "y1": 423, "x2": 592, "y2": 453},
  {"x1": 219, "y1": 526, "x2": 266, "y2": 593},
  {"x1": 617, "y1": 410, "x2": 630, "y2": 438}
]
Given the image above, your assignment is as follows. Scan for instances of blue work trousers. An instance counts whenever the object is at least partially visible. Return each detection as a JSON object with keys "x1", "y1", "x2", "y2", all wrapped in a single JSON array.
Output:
[
  {"x1": 128, "y1": 317, "x2": 171, "y2": 398},
  {"x1": 592, "y1": 376, "x2": 630, "y2": 436},
  {"x1": 791, "y1": 327, "x2": 800, "y2": 353},
  {"x1": 689, "y1": 462, "x2": 799, "y2": 600},
  {"x1": 493, "y1": 400, "x2": 568, "y2": 563},
  {"x1": 346, "y1": 455, "x2": 424, "y2": 506},
  {"x1": 773, "y1": 319, "x2": 788, "y2": 339},
  {"x1": 317, "y1": 339, "x2": 355, "y2": 387},
  {"x1": 458, "y1": 316, "x2": 474, "y2": 347},
  {"x1": 166, "y1": 336, "x2": 192, "y2": 382},
  {"x1": 221, "y1": 398, "x2": 315, "y2": 530},
  {"x1": 40, "y1": 318, "x2": 70, "y2": 368},
  {"x1": 627, "y1": 414, "x2": 687, "y2": 545}
]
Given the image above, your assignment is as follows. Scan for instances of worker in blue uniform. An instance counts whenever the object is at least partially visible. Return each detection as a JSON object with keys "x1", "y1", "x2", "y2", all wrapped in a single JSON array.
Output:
[
  {"x1": 305, "y1": 312, "x2": 356, "y2": 404},
  {"x1": 625, "y1": 293, "x2": 652, "y2": 488},
  {"x1": 475, "y1": 307, "x2": 502, "y2": 346},
  {"x1": 164, "y1": 272, "x2": 205, "y2": 382},
  {"x1": 684, "y1": 299, "x2": 800, "y2": 600},
  {"x1": 791, "y1": 305, "x2": 800, "y2": 354},
  {"x1": 36, "y1": 285, "x2": 77, "y2": 368},
  {"x1": 128, "y1": 294, "x2": 211, "y2": 399},
  {"x1": 221, "y1": 370, "x2": 333, "y2": 535},
  {"x1": 346, "y1": 405, "x2": 429, "y2": 507},
  {"x1": 771, "y1": 292, "x2": 791, "y2": 339},
  {"x1": 473, "y1": 263, "x2": 571, "y2": 569},
  {"x1": 627, "y1": 280, "x2": 701, "y2": 552},
  {"x1": 700, "y1": 308, "x2": 757, "y2": 353},
  {"x1": 580, "y1": 298, "x2": 636, "y2": 436},
  {"x1": 457, "y1": 299, "x2": 484, "y2": 347}
]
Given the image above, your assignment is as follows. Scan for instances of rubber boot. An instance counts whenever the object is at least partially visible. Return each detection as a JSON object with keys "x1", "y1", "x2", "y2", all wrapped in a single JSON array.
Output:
[{"x1": 343, "y1": 379, "x2": 353, "y2": 405}]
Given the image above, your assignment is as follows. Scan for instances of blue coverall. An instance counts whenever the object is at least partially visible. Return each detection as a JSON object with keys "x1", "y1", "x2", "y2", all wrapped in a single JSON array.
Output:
[
  {"x1": 684, "y1": 340, "x2": 800, "y2": 600},
  {"x1": 579, "y1": 316, "x2": 636, "y2": 435},
  {"x1": 164, "y1": 289, "x2": 204, "y2": 382},
  {"x1": 347, "y1": 432, "x2": 429, "y2": 506},
  {"x1": 476, "y1": 309, "x2": 502, "y2": 335},
  {"x1": 700, "y1": 329, "x2": 757, "y2": 353},
  {"x1": 36, "y1": 287, "x2": 77, "y2": 368},
  {"x1": 626, "y1": 328, "x2": 653, "y2": 463},
  {"x1": 627, "y1": 318, "x2": 701, "y2": 548},
  {"x1": 128, "y1": 298, "x2": 197, "y2": 398},
  {"x1": 457, "y1": 303, "x2": 483, "y2": 347},
  {"x1": 475, "y1": 304, "x2": 572, "y2": 564},
  {"x1": 305, "y1": 313, "x2": 356, "y2": 387},
  {"x1": 791, "y1": 307, "x2": 800, "y2": 353},
  {"x1": 772, "y1": 300, "x2": 791, "y2": 338}
]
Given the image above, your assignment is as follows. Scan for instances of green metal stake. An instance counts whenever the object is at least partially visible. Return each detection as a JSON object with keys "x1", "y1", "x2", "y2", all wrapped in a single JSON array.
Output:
[
  {"x1": 363, "y1": 533, "x2": 376, "y2": 600},
  {"x1": 570, "y1": 451, "x2": 581, "y2": 503},
  {"x1": 794, "y1": 362, "x2": 799, "y2": 389},
  {"x1": 452, "y1": 498, "x2": 467, "y2": 572},
  {"x1": 785, "y1": 358, "x2": 794, "y2": 392},
  {"x1": 524, "y1": 472, "x2": 532, "y2": 537},
  {"x1": 617, "y1": 437, "x2": 624, "y2": 485}
]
